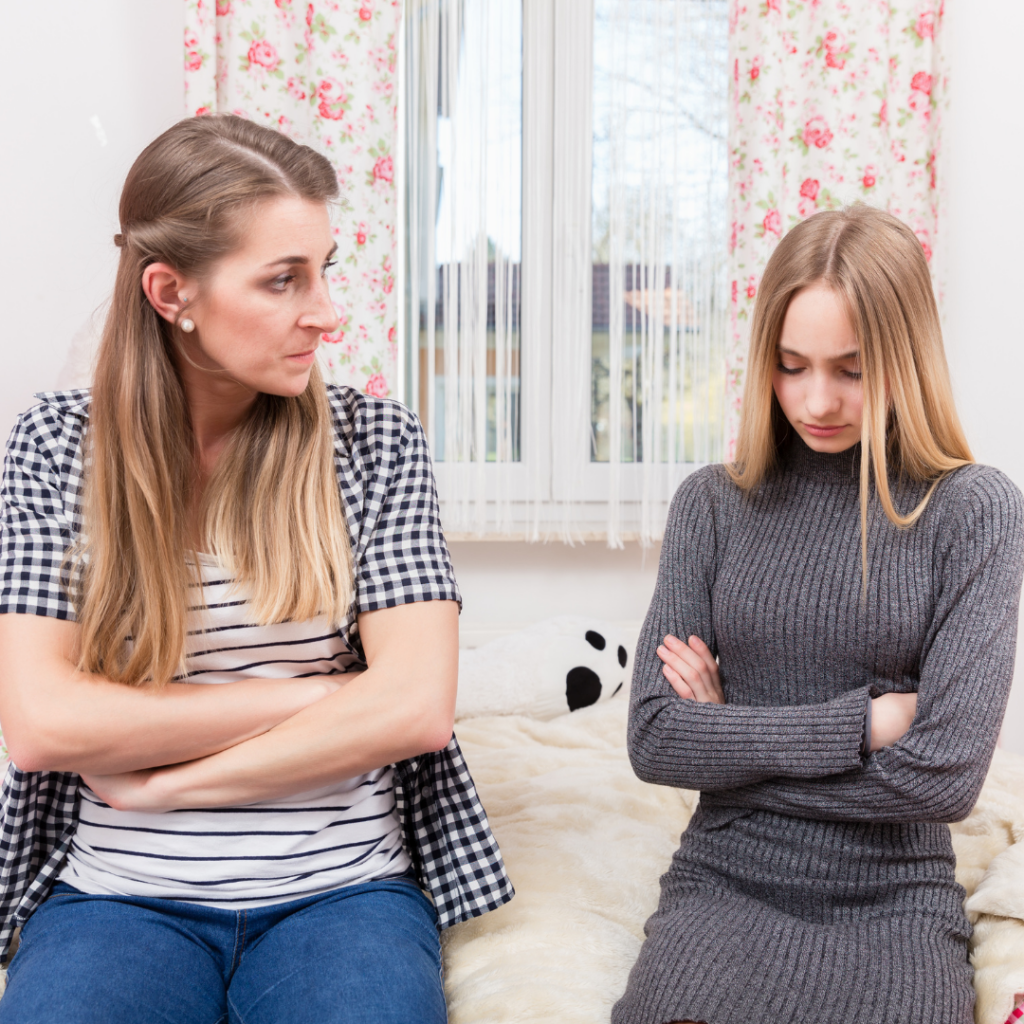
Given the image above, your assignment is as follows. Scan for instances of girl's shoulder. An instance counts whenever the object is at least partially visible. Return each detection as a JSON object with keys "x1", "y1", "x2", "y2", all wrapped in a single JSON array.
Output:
[
  {"x1": 930, "y1": 462, "x2": 1023, "y2": 518},
  {"x1": 928, "y1": 462, "x2": 1024, "y2": 545},
  {"x1": 669, "y1": 462, "x2": 742, "y2": 515}
]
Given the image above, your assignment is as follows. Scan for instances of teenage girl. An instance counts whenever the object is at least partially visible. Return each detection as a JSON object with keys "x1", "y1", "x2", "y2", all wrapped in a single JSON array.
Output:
[{"x1": 615, "y1": 205, "x2": 1024, "y2": 1024}]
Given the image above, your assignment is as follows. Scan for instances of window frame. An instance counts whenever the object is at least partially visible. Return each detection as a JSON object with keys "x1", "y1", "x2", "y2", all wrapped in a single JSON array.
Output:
[{"x1": 399, "y1": 0, "x2": 715, "y2": 535}]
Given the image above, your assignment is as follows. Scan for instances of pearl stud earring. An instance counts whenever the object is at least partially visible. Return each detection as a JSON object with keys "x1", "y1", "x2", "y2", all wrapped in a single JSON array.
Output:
[{"x1": 180, "y1": 318, "x2": 195, "y2": 333}]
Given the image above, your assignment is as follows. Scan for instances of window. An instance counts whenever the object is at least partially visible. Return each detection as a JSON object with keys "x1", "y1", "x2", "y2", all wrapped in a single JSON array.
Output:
[{"x1": 400, "y1": 0, "x2": 728, "y2": 540}]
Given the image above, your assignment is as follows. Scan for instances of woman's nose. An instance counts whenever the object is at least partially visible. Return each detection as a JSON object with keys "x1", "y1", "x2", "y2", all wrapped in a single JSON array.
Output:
[{"x1": 302, "y1": 278, "x2": 340, "y2": 335}]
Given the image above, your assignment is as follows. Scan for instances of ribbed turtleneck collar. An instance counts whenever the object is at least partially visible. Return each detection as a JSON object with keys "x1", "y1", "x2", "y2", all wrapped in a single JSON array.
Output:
[{"x1": 779, "y1": 430, "x2": 861, "y2": 487}]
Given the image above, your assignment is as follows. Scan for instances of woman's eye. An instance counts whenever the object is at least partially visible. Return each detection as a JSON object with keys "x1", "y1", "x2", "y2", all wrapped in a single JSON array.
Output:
[
  {"x1": 843, "y1": 369, "x2": 863, "y2": 380},
  {"x1": 776, "y1": 363, "x2": 802, "y2": 376},
  {"x1": 270, "y1": 274, "x2": 295, "y2": 292},
  {"x1": 321, "y1": 259, "x2": 337, "y2": 278}
]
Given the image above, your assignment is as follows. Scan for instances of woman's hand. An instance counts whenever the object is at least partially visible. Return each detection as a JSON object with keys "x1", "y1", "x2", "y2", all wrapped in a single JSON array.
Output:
[
  {"x1": 656, "y1": 634, "x2": 724, "y2": 704},
  {"x1": 79, "y1": 769, "x2": 167, "y2": 813},
  {"x1": 869, "y1": 692, "x2": 917, "y2": 752}
]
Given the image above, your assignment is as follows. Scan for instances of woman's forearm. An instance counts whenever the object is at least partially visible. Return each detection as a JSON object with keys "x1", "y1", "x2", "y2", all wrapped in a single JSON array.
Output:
[
  {"x1": 0, "y1": 611, "x2": 346, "y2": 774},
  {"x1": 29, "y1": 673, "x2": 344, "y2": 775},
  {"x1": 10, "y1": 670, "x2": 344, "y2": 775},
  {"x1": 94, "y1": 602, "x2": 461, "y2": 813},
  {"x1": 132, "y1": 662, "x2": 453, "y2": 810}
]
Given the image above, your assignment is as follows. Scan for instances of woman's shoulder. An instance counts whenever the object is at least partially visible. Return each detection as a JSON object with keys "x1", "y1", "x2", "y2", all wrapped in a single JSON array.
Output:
[
  {"x1": 6, "y1": 389, "x2": 92, "y2": 468},
  {"x1": 325, "y1": 384, "x2": 423, "y2": 450}
]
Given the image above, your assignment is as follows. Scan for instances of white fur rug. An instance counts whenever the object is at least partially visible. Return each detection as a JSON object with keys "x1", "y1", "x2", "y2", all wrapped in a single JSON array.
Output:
[{"x1": 446, "y1": 697, "x2": 1024, "y2": 1024}]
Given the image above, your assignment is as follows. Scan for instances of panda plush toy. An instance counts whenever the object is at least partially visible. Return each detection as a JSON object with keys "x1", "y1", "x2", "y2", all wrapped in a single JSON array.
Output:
[{"x1": 455, "y1": 616, "x2": 632, "y2": 721}]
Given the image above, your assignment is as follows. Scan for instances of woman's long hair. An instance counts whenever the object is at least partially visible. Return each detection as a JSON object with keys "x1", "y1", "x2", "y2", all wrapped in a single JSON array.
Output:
[
  {"x1": 75, "y1": 115, "x2": 353, "y2": 686},
  {"x1": 727, "y1": 204, "x2": 973, "y2": 581}
]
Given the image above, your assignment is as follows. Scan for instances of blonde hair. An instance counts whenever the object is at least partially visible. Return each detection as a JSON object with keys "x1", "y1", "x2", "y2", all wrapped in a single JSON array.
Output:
[
  {"x1": 74, "y1": 115, "x2": 353, "y2": 686},
  {"x1": 728, "y1": 204, "x2": 972, "y2": 583}
]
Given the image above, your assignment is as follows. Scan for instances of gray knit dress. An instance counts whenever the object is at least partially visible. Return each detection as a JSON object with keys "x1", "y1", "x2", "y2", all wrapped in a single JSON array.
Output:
[{"x1": 613, "y1": 435, "x2": 1024, "y2": 1024}]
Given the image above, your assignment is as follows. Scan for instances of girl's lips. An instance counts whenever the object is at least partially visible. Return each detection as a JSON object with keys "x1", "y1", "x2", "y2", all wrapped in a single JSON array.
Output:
[
  {"x1": 287, "y1": 349, "x2": 318, "y2": 365},
  {"x1": 803, "y1": 423, "x2": 847, "y2": 437}
]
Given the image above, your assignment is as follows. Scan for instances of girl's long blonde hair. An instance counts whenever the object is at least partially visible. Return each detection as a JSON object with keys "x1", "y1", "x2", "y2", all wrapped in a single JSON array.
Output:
[
  {"x1": 74, "y1": 115, "x2": 353, "y2": 686},
  {"x1": 728, "y1": 205, "x2": 972, "y2": 579}
]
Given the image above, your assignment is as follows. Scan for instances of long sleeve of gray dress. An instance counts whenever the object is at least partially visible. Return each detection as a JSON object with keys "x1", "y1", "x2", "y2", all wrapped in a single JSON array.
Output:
[
  {"x1": 627, "y1": 460, "x2": 1024, "y2": 819},
  {"x1": 702, "y1": 468, "x2": 1024, "y2": 823}
]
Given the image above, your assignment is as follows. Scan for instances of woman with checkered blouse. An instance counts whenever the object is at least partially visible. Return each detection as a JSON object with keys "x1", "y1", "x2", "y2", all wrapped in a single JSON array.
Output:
[{"x1": 0, "y1": 116, "x2": 512, "y2": 1024}]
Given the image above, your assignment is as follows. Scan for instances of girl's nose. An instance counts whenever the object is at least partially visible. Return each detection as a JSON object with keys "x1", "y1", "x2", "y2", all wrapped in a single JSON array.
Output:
[{"x1": 804, "y1": 375, "x2": 842, "y2": 418}]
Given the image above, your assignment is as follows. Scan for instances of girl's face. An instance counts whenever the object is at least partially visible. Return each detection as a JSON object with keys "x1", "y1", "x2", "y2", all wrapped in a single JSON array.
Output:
[
  {"x1": 177, "y1": 195, "x2": 339, "y2": 398},
  {"x1": 772, "y1": 283, "x2": 863, "y2": 454}
]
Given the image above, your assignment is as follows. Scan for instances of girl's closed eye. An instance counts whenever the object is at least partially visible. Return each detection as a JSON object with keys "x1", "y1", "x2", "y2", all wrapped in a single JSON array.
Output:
[{"x1": 776, "y1": 362, "x2": 803, "y2": 375}]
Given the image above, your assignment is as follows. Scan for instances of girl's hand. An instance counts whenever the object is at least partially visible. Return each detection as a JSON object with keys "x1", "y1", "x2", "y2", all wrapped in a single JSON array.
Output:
[
  {"x1": 657, "y1": 634, "x2": 724, "y2": 704},
  {"x1": 869, "y1": 692, "x2": 917, "y2": 751}
]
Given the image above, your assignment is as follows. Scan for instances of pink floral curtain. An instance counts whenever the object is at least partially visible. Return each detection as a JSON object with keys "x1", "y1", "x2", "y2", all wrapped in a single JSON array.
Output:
[
  {"x1": 184, "y1": 0, "x2": 400, "y2": 398},
  {"x1": 727, "y1": 0, "x2": 947, "y2": 452}
]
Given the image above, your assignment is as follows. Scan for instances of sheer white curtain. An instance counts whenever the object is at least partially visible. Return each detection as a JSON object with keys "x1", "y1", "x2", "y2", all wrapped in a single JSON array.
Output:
[
  {"x1": 401, "y1": 0, "x2": 728, "y2": 544},
  {"x1": 401, "y1": 0, "x2": 525, "y2": 536},
  {"x1": 590, "y1": 0, "x2": 728, "y2": 545}
]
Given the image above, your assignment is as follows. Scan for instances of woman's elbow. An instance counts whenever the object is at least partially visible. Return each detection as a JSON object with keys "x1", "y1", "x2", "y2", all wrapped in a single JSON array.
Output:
[
  {"x1": 0, "y1": 702, "x2": 56, "y2": 771},
  {"x1": 4, "y1": 730, "x2": 56, "y2": 773},
  {"x1": 410, "y1": 691, "x2": 455, "y2": 755},
  {"x1": 418, "y1": 712, "x2": 455, "y2": 754}
]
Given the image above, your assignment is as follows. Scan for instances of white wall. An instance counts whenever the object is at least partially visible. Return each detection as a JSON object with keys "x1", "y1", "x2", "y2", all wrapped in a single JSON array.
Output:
[
  {"x1": 450, "y1": 540, "x2": 660, "y2": 650},
  {"x1": 3, "y1": 1, "x2": 1023, "y2": 750},
  {"x1": 0, "y1": 0, "x2": 183, "y2": 439},
  {"x1": 943, "y1": 0, "x2": 1024, "y2": 751}
]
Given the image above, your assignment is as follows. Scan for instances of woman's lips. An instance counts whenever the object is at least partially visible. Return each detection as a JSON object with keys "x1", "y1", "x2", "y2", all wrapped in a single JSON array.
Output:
[
  {"x1": 287, "y1": 349, "x2": 318, "y2": 365},
  {"x1": 803, "y1": 423, "x2": 847, "y2": 438}
]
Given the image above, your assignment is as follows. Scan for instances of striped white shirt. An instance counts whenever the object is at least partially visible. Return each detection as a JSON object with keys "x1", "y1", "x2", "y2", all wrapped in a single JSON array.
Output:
[{"x1": 59, "y1": 554, "x2": 412, "y2": 906}]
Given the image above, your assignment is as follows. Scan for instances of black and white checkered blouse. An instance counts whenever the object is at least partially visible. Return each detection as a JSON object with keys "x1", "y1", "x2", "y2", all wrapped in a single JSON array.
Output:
[{"x1": 0, "y1": 385, "x2": 513, "y2": 961}]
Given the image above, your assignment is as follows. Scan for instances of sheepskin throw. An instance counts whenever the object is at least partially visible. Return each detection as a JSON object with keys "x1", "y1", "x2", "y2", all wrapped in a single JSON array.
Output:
[{"x1": 444, "y1": 698, "x2": 1024, "y2": 1024}]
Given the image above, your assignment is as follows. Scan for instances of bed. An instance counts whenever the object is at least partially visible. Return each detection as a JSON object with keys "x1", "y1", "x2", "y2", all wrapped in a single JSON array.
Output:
[{"x1": 444, "y1": 696, "x2": 1024, "y2": 1024}]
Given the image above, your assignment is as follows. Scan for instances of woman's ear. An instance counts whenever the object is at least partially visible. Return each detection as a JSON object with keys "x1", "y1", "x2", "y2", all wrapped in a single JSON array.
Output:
[{"x1": 141, "y1": 263, "x2": 194, "y2": 325}]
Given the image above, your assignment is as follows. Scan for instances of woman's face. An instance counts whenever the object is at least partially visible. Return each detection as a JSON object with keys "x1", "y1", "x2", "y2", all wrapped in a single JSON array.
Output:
[
  {"x1": 178, "y1": 195, "x2": 339, "y2": 398},
  {"x1": 772, "y1": 283, "x2": 863, "y2": 454}
]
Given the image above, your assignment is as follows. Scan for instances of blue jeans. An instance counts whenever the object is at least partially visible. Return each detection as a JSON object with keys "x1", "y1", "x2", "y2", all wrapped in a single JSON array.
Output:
[{"x1": 0, "y1": 877, "x2": 447, "y2": 1024}]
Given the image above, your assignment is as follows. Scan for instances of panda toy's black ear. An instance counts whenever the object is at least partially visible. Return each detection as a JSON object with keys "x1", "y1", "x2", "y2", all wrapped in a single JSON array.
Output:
[
  {"x1": 617, "y1": 645, "x2": 627, "y2": 668},
  {"x1": 585, "y1": 630, "x2": 606, "y2": 651}
]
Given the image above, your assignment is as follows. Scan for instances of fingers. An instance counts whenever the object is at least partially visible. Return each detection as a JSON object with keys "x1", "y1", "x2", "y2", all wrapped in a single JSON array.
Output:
[
  {"x1": 657, "y1": 634, "x2": 723, "y2": 704},
  {"x1": 687, "y1": 635, "x2": 725, "y2": 703},
  {"x1": 661, "y1": 663, "x2": 695, "y2": 700}
]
